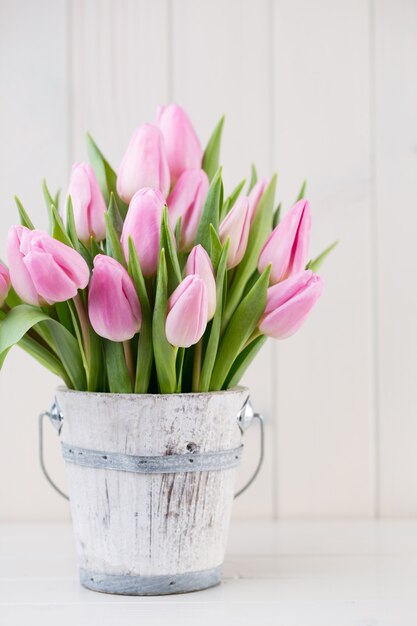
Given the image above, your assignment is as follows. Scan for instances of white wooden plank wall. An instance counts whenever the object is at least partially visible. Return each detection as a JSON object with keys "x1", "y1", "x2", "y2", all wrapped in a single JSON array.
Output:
[
  {"x1": 0, "y1": 0, "x2": 415, "y2": 521},
  {"x1": 375, "y1": 0, "x2": 417, "y2": 516}
]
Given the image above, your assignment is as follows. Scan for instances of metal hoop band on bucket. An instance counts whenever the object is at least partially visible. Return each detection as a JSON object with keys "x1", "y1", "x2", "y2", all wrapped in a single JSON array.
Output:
[{"x1": 38, "y1": 396, "x2": 264, "y2": 501}]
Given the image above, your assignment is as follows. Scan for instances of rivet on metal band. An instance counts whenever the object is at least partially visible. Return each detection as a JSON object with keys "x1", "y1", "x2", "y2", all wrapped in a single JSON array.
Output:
[{"x1": 61, "y1": 442, "x2": 243, "y2": 474}]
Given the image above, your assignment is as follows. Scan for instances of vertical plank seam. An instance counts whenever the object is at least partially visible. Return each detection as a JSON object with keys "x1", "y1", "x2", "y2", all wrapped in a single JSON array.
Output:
[
  {"x1": 369, "y1": 0, "x2": 380, "y2": 518},
  {"x1": 166, "y1": 0, "x2": 174, "y2": 102},
  {"x1": 268, "y1": 0, "x2": 279, "y2": 521}
]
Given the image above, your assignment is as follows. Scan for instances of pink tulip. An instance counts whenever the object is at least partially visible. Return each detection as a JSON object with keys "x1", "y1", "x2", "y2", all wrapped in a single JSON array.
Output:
[
  {"x1": 117, "y1": 123, "x2": 170, "y2": 203},
  {"x1": 88, "y1": 255, "x2": 141, "y2": 342},
  {"x1": 259, "y1": 270, "x2": 323, "y2": 339},
  {"x1": 165, "y1": 275, "x2": 208, "y2": 348},
  {"x1": 185, "y1": 245, "x2": 216, "y2": 320},
  {"x1": 0, "y1": 262, "x2": 10, "y2": 307},
  {"x1": 156, "y1": 104, "x2": 202, "y2": 184},
  {"x1": 219, "y1": 196, "x2": 251, "y2": 268},
  {"x1": 168, "y1": 169, "x2": 209, "y2": 251},
  {"x1": 121, "y1": 188, "x2": 167, "y2": 277},
  {"x1": 7, "y1": 226, "x2": 89, "y2": 306},
  {"x1": 248, "y1": 178, "x2": 269, "y2": 224},
  {"x1": 258, "y1": 199, "x2": 311, "y2": 284},
  {"x1": 67, "y1": 162, "x2": 107, "y2": 242}
]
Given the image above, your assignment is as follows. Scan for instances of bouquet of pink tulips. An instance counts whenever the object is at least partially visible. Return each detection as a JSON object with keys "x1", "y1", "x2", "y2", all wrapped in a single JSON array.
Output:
[{"x1": 0, "y1": 104, "x2": 333, "y2": 394}]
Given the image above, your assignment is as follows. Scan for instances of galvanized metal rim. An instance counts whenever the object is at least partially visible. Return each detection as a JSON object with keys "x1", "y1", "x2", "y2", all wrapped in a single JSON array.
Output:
[
  {"x1": 80, "y1": 565, "x2": 222, "y2": 595},
  {"x1": 62, "y1": 442, "x2": 243, "y2": 474}
]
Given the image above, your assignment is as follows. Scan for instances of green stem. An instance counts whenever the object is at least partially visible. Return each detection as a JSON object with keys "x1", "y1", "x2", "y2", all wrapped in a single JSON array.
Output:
[
  {"x1": 123, "y1": 340, "x2": 135, "y2": 390},
  {"x1": 242, "y1": 328, "x2": 262, "y2": 350},
  {"x1": 73, "y1": 293, "x2": 90, "y2": 363},
  {"x1": 192, "y1": 340, "x2": 203, "y2": 392}
]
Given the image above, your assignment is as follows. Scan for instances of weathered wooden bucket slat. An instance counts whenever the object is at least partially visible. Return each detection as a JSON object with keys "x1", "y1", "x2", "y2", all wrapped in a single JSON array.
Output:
[{"x1": 54, "y1": 386, "x2": 250, "y2": 595}]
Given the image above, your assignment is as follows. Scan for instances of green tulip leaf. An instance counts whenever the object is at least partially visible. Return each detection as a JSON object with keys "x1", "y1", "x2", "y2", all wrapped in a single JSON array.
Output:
[
  {"x1": 86, "y1": 132, "x2": 128, "y2": 218},
  {"x1": 54, "y1": 189, "x2": 61, "y2": 210},
  {"x1": 202, "y1": 115, "x2": 225, "y2": 182},
  {"x1": 128, "y1": 238, "x2": 153, "y2": 394},
  {"x1": 247, "y1": 164, "x2": 258, "y2": 193},
  {"x1": 227, "y1": 178, "x2": 247, "y2": 207},
  {"x1": 105, "y1": 208, "x2": 126, "y2": 267},
  {"x1": 160, "y1": 205, "x2": 181, "y2": 294},
  {"x1": 49, "y1": 202, "x2": 73, "y2": 247},
  {"x1": 66, "y1": 197, "x2": 92, "y2": 265},
  {"x1": 14, "y1": 196, "x2": 35, "y2": 230},
  {"x1": 174, "y1": 216, "x2": 182, "y2": 250},
  {"x1": 19, "y1": 334, "x2": 71, "y2": 385},
  {"x1": 210, "y1": 265, "x2": 270, "y2": 390},
  {"x1": 223, "y1": 335, "x2": 267, "y2": 389},
  {"x1": 38, "y1": 318, "x2": 87, "y2": 390},
  {"x1": 0, "y1": 305, "x2": 51, "y2": 366},
  {"x1": 307, "y1": 240, "x2": 339, "y2": 272},
  {"x1": 296, "y1": 179, "x2": 307, "y2": 202},
  {"x1": 5, "y1": 287, "x2": 22, "y2": 309},
  {"x1": 199, "y1": 240, "x2": 229, "y2": 391},
  {"x1": 0, "y1": 305, "x2": 86, "y2": 389},
  {"x1": 152, "y1": 249, "x2": 177, "y2": 393},
  {"x1": 103, "y1": 340, "x2": 132, "y2": 393},
  {"x1": 196, "y1": 167, "x2": 223, "y2": 252},
  {"x1": 272, "y1": 202, "x2": 282, "y2": 228},
  {"x1": 209, "y1": 224, "x2": 223, "y2": 269},
  {"x1": 220, "y1": 178, "x2": 246, "y2": 222},
  {"x1": 0, "y1": 308, "x2": 70, "y2": 384},
  {"x1": 107, "y1": 192, "x2": 124, "y2": 236},
  {"x1": 176, "y1": 347, "x2": 185, "y2": 392},
  {"x1": 220, "y1": 196, "x2": 231, "y2": 222},
  {"x1": 42, "y1": 179, "x2": 56, "y2": 231},
  {"x1": 65, "y1": 196, "x2": 79, "y2": 249},
  {"x1": 223, "y1": 173, "x2": 277, "y2": 327}
]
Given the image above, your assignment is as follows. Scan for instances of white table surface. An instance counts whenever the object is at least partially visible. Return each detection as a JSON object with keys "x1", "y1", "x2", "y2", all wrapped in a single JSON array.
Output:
[{"x1": 1, "y1": 520, "x2": 417, "y2": 626}]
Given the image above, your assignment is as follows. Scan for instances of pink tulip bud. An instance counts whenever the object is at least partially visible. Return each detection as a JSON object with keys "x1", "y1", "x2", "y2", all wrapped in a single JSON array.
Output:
[
  {"x1": 0, "y1": 262, "x2": 10, "y2": 307},
  {"x1": 219, "y1": 196, "x2": 251, "y2": 269},
  {"x1": 67, "y1": 162, "x2": 107, "y2": 242},
  {"x1": 117, "y1": 123, "x2": 170, "y2": 203},
  {"x1": 88, "y1": 255, "x2": 142, "y2": 342},
  {"x1": 168, "y1": 169, "x2": 209, "y2": 251},
  {"x1": 7, "y1": 226, "x2": 89, "y2": 306},
  {"x1": 259, "y1": 270, "x2": 323, "y2": 339},
  {"x1": 185, "y1": 245, "x2": 216, "y2": 320},
  {"x1": 165, "y1": 275, "x2": 208, "y2": 348},
  {"x1": 121, "y1": 188, "x2": 167, "y2": 277},
  {"x1": 156, "y1": 104, "x2": 202, "y2": 184},
  {"x1": 248, "y1": 178, "x2": 269, "y2": 224},
  {"x1": 258, "y1": 199, "x2": 311, "y2": 284}
]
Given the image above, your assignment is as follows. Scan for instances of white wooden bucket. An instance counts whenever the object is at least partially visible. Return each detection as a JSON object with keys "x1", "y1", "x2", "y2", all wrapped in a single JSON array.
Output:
[{"x1": 54, "y1": 386, "x2": 250, "y2": 595}]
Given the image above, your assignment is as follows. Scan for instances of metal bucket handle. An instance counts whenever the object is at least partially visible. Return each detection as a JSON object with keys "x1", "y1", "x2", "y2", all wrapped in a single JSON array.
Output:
[{"x1": 38, "y1": 396, "x2": 264, "y2": 501}]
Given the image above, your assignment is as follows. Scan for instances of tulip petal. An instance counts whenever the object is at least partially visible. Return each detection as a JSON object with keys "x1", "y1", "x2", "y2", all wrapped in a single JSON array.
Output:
[
  {"x1": 247, "y1": 178, "x2": 268, "y2": 224},
  {"x1": 32, "y1": 234, "x2": 90, "y2": 289},
  {"x1": 121, "y1": 188, "x2": 166, "y2": 277},
  {"x1": 166, "y1": 275, "x2": 208, "y2": 347},
  {"x1": 7, "y1": 227, "x2": 40, "y2": 306},
  {"x1": 185, "y1": 245, "x2": 216, "y2": 320},
  {"x1": 156, "y1": 104, "x2": 202, "y2": 183},
  {"x1": 168, "y1": 169, "x2": 209, "y2": 251},
  {"x1": 23, "y1": 251, "x2": 80, "y2": 304},
  {"x1": 88, "y1": 255, "x2": 141, "y2": 342},
  {"x1": 67, "y1": 164, "x2": 92, "y2": 243},
  {"x1": 258, "y1": 200, "x2": 311, "y2": 284},
  {"x1": 117, "y1": 124, "x2": 170, "y2": 203},
  {"x1": 260, "y1": 272, "x2": 323, "y2": 339},
  {"x1": 219, "y1": 197, "x2": 251, "y2": 268}
]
